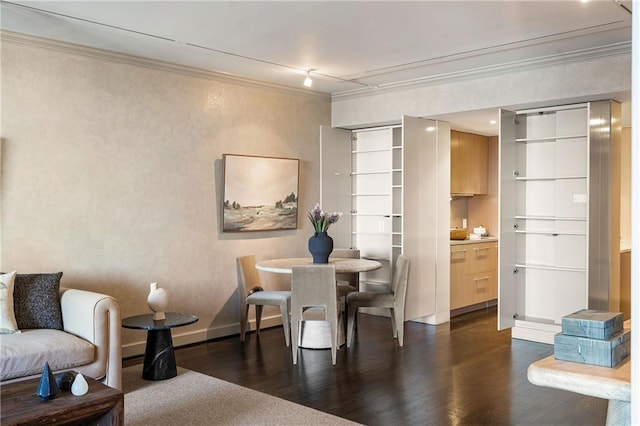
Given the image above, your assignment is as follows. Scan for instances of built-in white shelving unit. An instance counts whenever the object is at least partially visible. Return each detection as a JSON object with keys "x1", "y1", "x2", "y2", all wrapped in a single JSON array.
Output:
[
  {"x1": 321, "y1": 117, "x2": 450, "y2": 323},
  {"x1": 498, "y1": 101, "x2": 621, "y2": 344},
  {"x1": 350, "y1": 126, "x2": 402, "y2": 290}
]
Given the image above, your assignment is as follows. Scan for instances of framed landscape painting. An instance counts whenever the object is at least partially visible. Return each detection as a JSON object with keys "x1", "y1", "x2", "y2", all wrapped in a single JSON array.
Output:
[{"x1": 222, "y1": 154, "x2": 299, "y2": 232}]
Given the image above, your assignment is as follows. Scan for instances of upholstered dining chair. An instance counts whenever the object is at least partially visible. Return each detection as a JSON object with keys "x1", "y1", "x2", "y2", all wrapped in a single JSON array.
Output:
[
  {"x1": 346, "y1": 255, "x2": 410, "y2": 347},
  {"x1": 237, "y1": 255, "x2": 291, "y2": 347},
  {"x1": 330, "y1": 248, "x2": 360, "y2": 294},
  {"x1": 291, "y1": 264, "x2": 340, "y2": 365}
]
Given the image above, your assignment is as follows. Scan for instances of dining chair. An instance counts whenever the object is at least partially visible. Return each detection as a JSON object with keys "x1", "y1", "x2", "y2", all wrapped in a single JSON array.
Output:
[
  {"x1": 291, "y1": 264, "x2": 340, "y2": 365},
  {"x1": 330, "y1": 248, "x2": 360, "y2": 294},
  {"x1": 237, "y1": 255, "x2": 291, "y2": 347},
  {"x1": 346, "y1": 255, "x2": 410, "y2": 347}
]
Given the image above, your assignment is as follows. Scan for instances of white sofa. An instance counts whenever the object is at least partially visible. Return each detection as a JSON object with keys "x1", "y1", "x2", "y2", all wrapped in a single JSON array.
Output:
[{"x1": 0, "y1": 287, "x2": 122, "y2": 390}]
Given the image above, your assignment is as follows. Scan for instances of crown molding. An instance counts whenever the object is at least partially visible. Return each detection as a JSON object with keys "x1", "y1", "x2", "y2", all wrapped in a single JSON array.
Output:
[
  {"x1": 332, "y1": 41, "x2": 632, "y2": 101},
  {"x1": 0, "y1": 30, "x2": 331, "y2": 101}
]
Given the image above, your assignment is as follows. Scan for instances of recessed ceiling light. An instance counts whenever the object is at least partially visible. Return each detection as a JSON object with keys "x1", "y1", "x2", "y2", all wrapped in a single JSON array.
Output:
[
  {"x1": 426, "y1": 126, "x2": 436, "y2": 132},
  {"x1": 489, "y1": 120, "x2": 497, "y2": 125}
]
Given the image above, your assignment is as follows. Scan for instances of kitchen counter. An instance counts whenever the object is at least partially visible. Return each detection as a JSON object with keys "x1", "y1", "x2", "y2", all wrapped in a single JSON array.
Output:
[{"x1": 450, "y1": 237, "x2": 498, "y2": 245}]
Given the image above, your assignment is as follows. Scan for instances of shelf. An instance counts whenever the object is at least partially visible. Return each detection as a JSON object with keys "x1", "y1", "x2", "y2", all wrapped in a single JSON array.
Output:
[
  {"x1": 514, "y1": 230, "x2": 586, "y2": 236},
  {"x1": 515, "y1": 175, "x2": 587, "y2": 181},
  {"x1": 515, "y1": 134, "x2": 587, "y2": 143},
  {"x1": 351, "y1": 213, "x2": 393, "y2": 217},
  {"x1": 360, "y1": 279, "x2": 391, "y2": 287},
  {"x1": 352, "y1": 148, "x2": 390, "y2": 154},
  {"x1": 351, "y1": 170, "x2": 390, "y2": 176},
  {"x1": 352, "y1": 231, "x2": 391, "y2": 236},
  {"x1": 514, "y1": 215, "x2": 587, "y2": 221},
  {"x1": 513, "y1": 263, "x2": 586, "y2": 272}
]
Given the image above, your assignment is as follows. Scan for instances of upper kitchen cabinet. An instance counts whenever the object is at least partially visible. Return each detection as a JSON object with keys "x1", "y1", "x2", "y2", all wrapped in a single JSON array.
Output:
[
  {"x1": 451, "y1": 130, "x2": 488, "y2": 195},
  {"x1": 498, "y1": 101, "x2": 621, "y2": 344}
]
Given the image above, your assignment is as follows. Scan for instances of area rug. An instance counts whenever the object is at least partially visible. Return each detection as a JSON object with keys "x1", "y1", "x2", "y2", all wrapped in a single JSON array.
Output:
[{"x1": 123, "y1": 365, "x2": 358, "y2": 425}]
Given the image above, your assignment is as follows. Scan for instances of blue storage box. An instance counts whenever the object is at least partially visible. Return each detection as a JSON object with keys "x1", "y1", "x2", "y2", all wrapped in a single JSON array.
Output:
[
  {"x1": 554, "y1": 329, "x2": 630, "y2": 367},
  {"x1": 561, "y1": 309, "x2": 623, "y2": 340}
]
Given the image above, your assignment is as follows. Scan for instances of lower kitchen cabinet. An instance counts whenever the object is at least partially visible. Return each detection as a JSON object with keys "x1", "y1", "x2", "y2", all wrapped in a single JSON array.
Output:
[{"x1": 450, "y1": 241, "x2": 498, "y2": 310}]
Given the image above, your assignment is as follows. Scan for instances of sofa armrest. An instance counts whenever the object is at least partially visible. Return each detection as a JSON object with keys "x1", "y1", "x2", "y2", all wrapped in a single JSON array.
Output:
[{"x1": 59, "y1": 287, "x2": 122, "y2": 390}]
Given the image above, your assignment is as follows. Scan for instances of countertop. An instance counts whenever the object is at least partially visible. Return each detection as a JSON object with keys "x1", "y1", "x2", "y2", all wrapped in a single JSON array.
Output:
[{"x1": 450, "y1": 237, "x2": 498, "y2": 245}]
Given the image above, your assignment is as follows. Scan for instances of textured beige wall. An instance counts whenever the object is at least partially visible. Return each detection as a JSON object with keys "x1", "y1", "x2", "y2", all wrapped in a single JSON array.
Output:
[{"x1": 1, "y1": 37, "x2": 330, "y2": 354}]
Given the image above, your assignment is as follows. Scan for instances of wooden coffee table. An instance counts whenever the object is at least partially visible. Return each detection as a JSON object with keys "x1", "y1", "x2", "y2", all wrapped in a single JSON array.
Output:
[{"x1": 1, "y1": 374, "x2": 123, "y2": 425}]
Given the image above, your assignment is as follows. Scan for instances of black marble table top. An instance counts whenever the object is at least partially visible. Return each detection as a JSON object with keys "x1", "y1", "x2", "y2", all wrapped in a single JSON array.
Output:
[{"x1": 122, "y1": 312, "x2": 198, "y2": 330}]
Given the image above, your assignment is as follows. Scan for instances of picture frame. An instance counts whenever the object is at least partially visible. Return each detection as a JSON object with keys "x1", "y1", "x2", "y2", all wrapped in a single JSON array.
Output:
[{"x1": 222, "y1": 154, "x2": 299, "y2": 232}]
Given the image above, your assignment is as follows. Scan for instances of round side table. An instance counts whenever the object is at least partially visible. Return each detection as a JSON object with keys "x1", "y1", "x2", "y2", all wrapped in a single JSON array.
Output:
[{"x1": 122, "y1": 312, "x2": 198, "y2": 380}]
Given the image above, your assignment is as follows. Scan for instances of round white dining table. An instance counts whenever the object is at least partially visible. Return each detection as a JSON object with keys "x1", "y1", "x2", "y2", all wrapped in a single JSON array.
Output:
[
  {"x1": 255, "y1": 257, "x2": 382, "y2": 274},
  {"x1": 255, "y1": 257, "x2": 382, "y2": 350}
]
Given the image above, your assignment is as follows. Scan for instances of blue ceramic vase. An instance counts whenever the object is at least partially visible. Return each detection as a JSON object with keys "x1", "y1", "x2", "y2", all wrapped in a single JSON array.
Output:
[{"x1": 308, "y1": 232, "x2": 333, "y2": 264}]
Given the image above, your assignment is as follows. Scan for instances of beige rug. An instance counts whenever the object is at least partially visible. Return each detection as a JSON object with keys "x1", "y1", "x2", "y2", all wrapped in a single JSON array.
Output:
[{"x1": 123, "y1": 365, "x2": 359, "y2": 425}]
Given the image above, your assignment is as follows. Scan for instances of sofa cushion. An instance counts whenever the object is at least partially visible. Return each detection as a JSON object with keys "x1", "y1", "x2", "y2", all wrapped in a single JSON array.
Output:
[
  {"x1": 0, "y1": 329, "x2": 95, "y2": 381},
  {"x1": 13, "y1": 272, "x2": 64, "y2": 330},
  {"x1": 0, "y1": 271, "x2": 20, "y2": 334}
]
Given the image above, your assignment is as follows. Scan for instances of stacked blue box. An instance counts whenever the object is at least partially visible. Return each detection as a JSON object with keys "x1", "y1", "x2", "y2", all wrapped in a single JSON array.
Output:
[{"x1": 554, "y1": 309, "x2": 630, "y2": 367}]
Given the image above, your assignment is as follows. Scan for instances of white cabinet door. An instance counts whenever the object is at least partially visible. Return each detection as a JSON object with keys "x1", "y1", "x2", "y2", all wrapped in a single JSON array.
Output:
[
  {"x1": 403, "y1": 116, "x2": 450, "y2": 322},
  {"x1": 498, "y1": 108, "x2": 518, "y2": 330},
  {"x1": 320, "y1": 125, "x2": 352, "y2": 249}
]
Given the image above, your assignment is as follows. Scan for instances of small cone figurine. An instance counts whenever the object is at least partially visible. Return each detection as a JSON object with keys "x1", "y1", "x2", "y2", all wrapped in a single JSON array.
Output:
[
  {"x1": 71, "y1": 373, "x2": 89, "y2": 396},
  {"x1": 36, "y1": 362, "x2": 59, "y2": 401}
]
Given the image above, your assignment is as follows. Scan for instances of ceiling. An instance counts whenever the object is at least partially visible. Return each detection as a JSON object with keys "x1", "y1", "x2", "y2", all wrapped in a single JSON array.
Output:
[{"x1": 0, "y1": 0, "x2": 633, "y2": 135}]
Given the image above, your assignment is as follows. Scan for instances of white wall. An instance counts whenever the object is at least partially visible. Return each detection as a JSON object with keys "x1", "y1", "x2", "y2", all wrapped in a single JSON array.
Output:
[{"x1": 0, "y1": 34, "x2": 331, "y2": 355}]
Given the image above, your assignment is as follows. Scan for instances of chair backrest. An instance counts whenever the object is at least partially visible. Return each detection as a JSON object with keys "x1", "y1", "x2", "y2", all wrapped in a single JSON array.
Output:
[
  {"x1": 331, "y1": 248, "x2": 360, "y2": 259},
  {"x1": 391, "y1": 255, "x2": 410, "y2": 308},
  {"x1": 236, "y1": 255, "x2": 263, "y2": 300},
  {"x1": 330, "y1": 248, "x2": 360, "y2": 287},
  {"x1": 291, "y1": 265, "x2": 337, "y2": 315}
]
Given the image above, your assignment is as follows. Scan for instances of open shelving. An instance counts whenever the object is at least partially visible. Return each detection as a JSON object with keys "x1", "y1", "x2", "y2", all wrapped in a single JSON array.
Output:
[
  {"x1": 498, "y1": 101, "x2": 621, "y2": 344},
  {"x1": 350, "y1": 126, "x2": 402, "y2": 292}
]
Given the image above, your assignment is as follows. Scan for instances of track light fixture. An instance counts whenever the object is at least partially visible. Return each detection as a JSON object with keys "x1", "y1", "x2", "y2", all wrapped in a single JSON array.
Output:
[{"x1": 303, "y1": 70, "x2": 313, "y2": 88}]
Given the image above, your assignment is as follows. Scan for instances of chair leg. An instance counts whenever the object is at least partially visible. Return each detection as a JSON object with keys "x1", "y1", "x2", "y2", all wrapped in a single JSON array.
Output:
[
  {"x1": 255, "y1": 305, "x2": 263, "y2": 336},
  {"x1": 280, "y1": 302, "x2": 291, "y2": 347},
  {"x1": 240, "y1": 305, "x2": 250, "y2": 342},
  {"x1": 291, "y1": 317, "x2": 300, "y2": 364},
  {"x1": 347, "y1": 304, "x2": 357, "y2": 348},
  {"x1": 330, "y1": 312, "x2": 338, "y2": 365},
  {"x1": 395, "y1": 307, "x2": 405, "y2": 347},
  {"x1": 390, "y1": 307, "x2": 397, "y2": 338},
  {"x1": 342, "y1": 297, "x2": 349, "y2": 336}
]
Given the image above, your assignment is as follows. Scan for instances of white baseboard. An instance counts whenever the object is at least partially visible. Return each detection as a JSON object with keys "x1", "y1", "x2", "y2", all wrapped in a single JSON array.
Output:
[
  {"x1": 511, "y1": 326, "x2": 557, "y2": 344},
  {"x1": 411, "y1": 310, "x2": 450, "y2": 325},
  {"x1": 121, "y1": 314, "x2": 284, "y2": 358}
]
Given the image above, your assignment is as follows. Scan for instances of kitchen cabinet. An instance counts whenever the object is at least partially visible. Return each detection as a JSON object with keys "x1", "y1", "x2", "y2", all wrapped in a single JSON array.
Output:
[
  {"x1": 450, "y1": 241, "x2": 498, "y2": 310},
  {"x1": 498, "y1": 101, "x2": 620, "y2": 344},
  {"x1": 451, "y1": 130, "x2": 488, "y2": 195}
]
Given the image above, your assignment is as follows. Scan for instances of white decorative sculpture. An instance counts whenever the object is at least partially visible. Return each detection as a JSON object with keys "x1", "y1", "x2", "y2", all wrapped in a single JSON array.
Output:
[
  {"x1": 71, "y1": 373, "x2": 88, "y2": 396},
  {"x1": 147, "y1": 282, "x2": 168, "y2": 320}
]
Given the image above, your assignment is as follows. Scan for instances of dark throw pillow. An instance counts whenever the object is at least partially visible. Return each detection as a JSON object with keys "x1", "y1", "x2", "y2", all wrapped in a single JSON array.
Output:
[{"x1": 13, "y1": 272, "x2": 64, "y2": 330}]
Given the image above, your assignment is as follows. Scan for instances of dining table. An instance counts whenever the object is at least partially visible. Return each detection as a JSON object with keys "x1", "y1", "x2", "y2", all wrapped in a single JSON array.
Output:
[
  {"x1": 255, "y1": 257, "x2": 382, "y2": 349},
  {"x1": 255, "y1": 257, "x2": 382, "y2": 275}
]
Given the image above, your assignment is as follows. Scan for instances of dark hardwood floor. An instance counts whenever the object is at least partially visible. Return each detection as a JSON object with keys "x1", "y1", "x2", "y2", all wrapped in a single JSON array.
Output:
[{"x1": 124, "y1": 307, "x2": 607, "y2": 425}]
